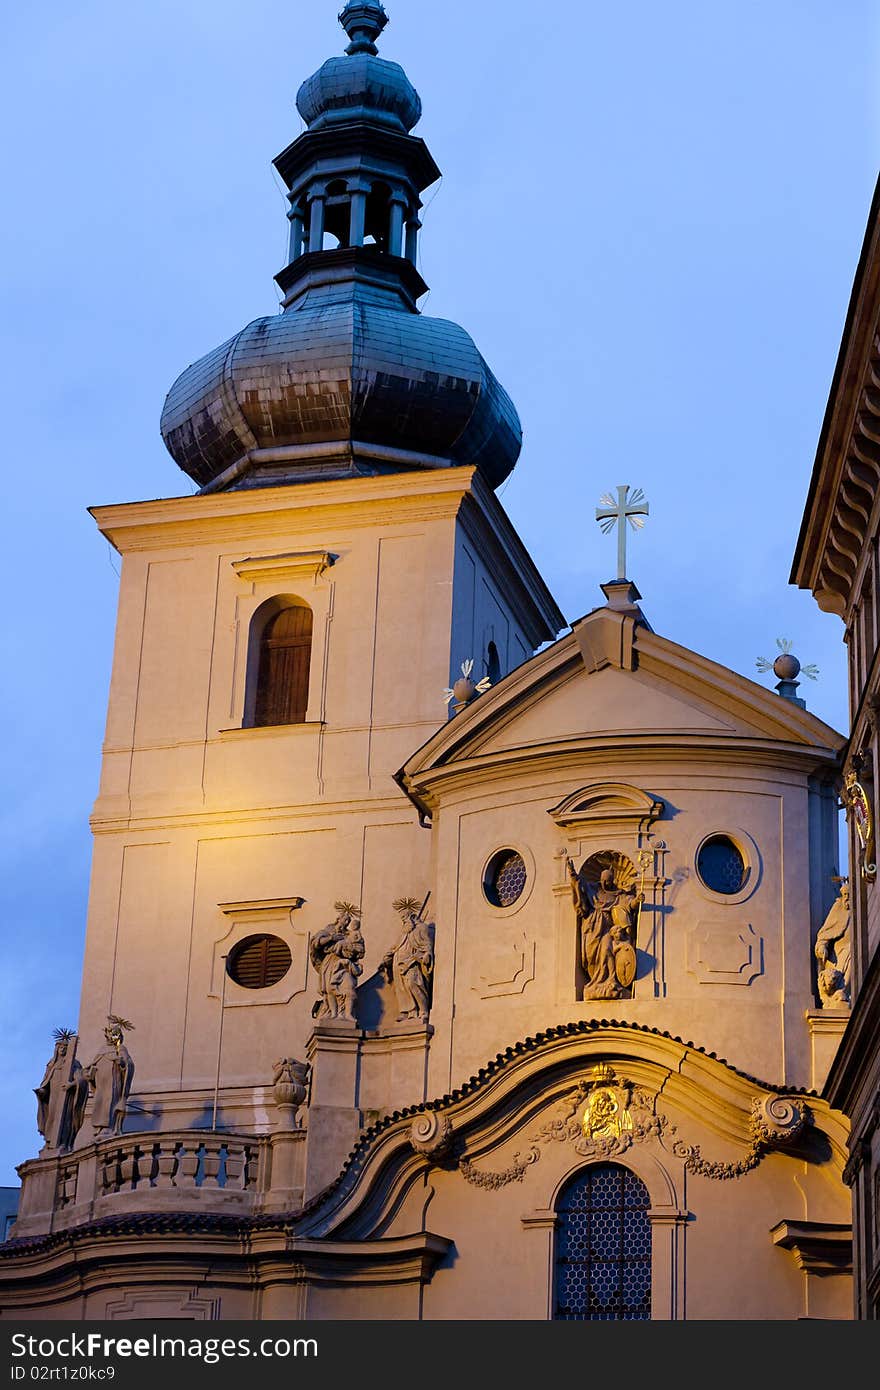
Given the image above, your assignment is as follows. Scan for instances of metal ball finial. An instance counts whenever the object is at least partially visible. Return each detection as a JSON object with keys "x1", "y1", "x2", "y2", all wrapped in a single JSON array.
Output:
[
  {"x1": 756, "y1": 637, "x2": 819, "y2": 708},
  {"x1": 773, "y1": 652, "x2": 801, "y2": 681},
  {"x1": 339, "y1": 1, "x2": 389, "y2": 55}
]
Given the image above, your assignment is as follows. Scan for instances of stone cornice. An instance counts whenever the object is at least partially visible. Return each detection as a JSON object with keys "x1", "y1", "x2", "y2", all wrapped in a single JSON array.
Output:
[
  {"x1": 89, "y1": 792, "x2": 421, "y2": 836},
  {"x1": 770, "y1": 1220, "x2": 853, "y2": 1276},
  {"x1": 0, "y1": 1217, "x2": 451, "y2": 1294},
  {"x1": 231, "y1": 550, "x2": 334, "y2": 585},
  {"x1": 403, "y1": 737, "x2": 840, "y2": 819},
  {"x1": 397, "y1": 616, "x2": 844, "y2": 816},
  {"x1": 791, "y1": 172, "x2": 880, "y2": 619},
  {"x1": 89, "y1": 467, "x2": 482, "y2": 554}
]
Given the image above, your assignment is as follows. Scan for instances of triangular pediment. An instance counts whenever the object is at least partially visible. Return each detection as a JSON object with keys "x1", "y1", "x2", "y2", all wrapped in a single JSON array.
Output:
[
  {"x1": 400, "y1": 606, "x2": 843, "y2": 801},
  {"x1": 475, "y1": 662, "x2": 739, "y2": 755}
]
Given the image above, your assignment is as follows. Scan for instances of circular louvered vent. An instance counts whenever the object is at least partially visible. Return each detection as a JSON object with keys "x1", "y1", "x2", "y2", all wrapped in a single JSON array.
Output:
[{"x1": 226, "y1": 934, "x2": 292, "y2": 990}]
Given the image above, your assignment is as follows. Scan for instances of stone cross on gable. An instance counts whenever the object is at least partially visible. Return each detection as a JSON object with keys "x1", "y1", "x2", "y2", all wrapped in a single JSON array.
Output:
[{"x1": 596, "y1": 485, "x2": 649, "y2": 580}]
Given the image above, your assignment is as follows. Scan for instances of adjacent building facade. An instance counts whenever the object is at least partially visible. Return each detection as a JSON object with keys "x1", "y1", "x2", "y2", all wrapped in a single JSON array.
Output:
[
  {"x1": 792, "y1": 172, "x2": 880, "y2": 1321},
  {"x1": 0, "y1": 3, "x2": 857, "y2": 1320}
]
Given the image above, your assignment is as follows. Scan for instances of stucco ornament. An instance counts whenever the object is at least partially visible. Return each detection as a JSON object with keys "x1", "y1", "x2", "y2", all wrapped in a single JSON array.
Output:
[
  {"x1": 844, "y1": 769, "x2": 876, "y2": 882},
  {"x1": 409, "y1": 1112, "x2": 454, "y2": 1160},
  {"x1": 459, "y1": 1067, "x2": 811, "y2": 1190},
  {"x1": 381, "y1": 897, "x2": 435, "y2": 1023},
  {"x1": 567, "y1": 855, "x2": 643, "y2": 1000},
  {"x1": 272, "y1": 1057, "x2": 311, "y2": 1128},
  {"x1": 310, "y1": 903, "x2": 365, "y2": 1023},
  {"x1": 83, "y1": 1017, "x2": 135, "y2": 1138},
  {"x1": 461, "y1": 1067, "x2": 664, "y2": 1188},
  {"x1": 672, "y1": 1093, "x2": 809, "y2": 1179},
  {"x1": 814, "y1": 881, "x2": 851, "y2": 1008},
  {"x1": 34, "y1": 1029, "x2": 88, "y2": 1152},
  {"x1": 538, "y1": 1066, "x2": 664, "y2": 1159},
  {"x1": 750, "y1": 1094, "x2": 808, "y2": 1146}
]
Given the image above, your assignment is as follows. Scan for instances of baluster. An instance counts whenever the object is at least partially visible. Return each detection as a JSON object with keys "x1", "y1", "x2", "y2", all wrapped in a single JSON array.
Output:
[
  {"x1": 154, "y1": 1140, "x2": 178, "y2": 1189},
  {"x1": 100, "y1": 1150, "x2": 120, "y2": 1195},
  {"x1": 202, "y1": 1141, "x2": 221, "y2": 1188},
  {"x1": 224, "y1": 1145, "x2": 245, "y2": 1191},
  {"x1": 177, "y1": 1144, "x2": 199, "y2": 1189},
  {"x1": 119, "y1": 1146, "x2": 137, "y2": 1190},
  {"x1": 133, "y1": 1144, "x2": 157, "y2": 1191}
]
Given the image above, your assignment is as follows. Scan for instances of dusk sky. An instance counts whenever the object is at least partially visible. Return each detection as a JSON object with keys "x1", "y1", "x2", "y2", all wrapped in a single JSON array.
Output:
[{"x1": 1, "y1": 0, "x2": 877, "y2": 1185}]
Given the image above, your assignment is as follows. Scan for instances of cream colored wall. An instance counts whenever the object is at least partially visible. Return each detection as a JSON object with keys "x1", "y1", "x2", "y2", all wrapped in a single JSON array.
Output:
[
  {"x1": 408, "y1": 1151, "x2": 849, "y2": 1321},
  {"x1": 75, "y1": 471, "x2": 547, "y2": 1114},
  {"x1": 422, "y1": 673, "x2": 833, "y2": 1098}
]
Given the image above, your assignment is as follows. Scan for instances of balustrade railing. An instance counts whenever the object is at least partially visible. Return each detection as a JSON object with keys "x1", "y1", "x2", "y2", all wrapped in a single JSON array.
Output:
[{"x1": 96, "y1": 1134, "x2": 261, "y2": 1197}]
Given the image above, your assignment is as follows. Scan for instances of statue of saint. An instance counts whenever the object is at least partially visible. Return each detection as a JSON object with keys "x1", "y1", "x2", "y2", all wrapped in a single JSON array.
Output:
[
  {"x1": 34, "y1": 1029, "x2": 88, "y2": 1151},
  {"x1": 381, "y1": 898, "x2": 435, "y2": 1024},
  {"x1": 568, "y1": 858, "x2": 643, "y2": 1000},
  {"x1": 309, "y1": 904, "x2": 365, "y2": 1023},
  {"x1": 815, "y1": 881, "x2": 851, "y2": 1008},
  {"x1": 83, "y1": 1017, "x2": 135, "y2": 1137}
]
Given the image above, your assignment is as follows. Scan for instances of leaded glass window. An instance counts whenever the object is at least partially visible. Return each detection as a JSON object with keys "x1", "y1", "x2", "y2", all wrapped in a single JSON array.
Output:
[{"x1": 554, "y1": 1164, "x2": 651, "y2": 1320}]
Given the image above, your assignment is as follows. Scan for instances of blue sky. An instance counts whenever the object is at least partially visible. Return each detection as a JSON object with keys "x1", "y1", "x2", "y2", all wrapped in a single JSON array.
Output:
[{"x1": 1, "y1": 0, "x2": 877, "y2": 1185}]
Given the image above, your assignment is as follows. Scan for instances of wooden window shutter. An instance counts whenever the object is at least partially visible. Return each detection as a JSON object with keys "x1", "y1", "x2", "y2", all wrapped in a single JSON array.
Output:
[
  {"x1": 227, "y1": 935, "x2": 292, "y2": 989},
  {"x1": 254, "y1": 605, "x2": 313, "y2": 727}
]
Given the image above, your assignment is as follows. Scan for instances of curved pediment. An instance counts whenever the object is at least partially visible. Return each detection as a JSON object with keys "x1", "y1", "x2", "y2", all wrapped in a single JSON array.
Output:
[
  {"x1": 293, "y1": 1021, "x2": 848, "y2": 1242},
  {"x1": 548, "y1": 782, "x2": 665, "y2": 835}
]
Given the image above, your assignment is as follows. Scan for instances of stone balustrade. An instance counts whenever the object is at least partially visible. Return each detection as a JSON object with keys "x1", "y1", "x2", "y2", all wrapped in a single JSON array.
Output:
[
  {"x1": 12, "y1": 1128, "x2": 303, "y2": 1240},
  {"x1": 92, "y1": 1134, "x2": 259, "y2": 1200}
]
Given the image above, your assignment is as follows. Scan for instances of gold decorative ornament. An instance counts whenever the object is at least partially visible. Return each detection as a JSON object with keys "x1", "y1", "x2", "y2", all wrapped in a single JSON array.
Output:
[
  {"x1": 582, "y1": 1086, "x2": 634, "y2": 1142},
  {"x1": 459, "y1": 1075, "x2": 811, "y2": 1190},
  {"x1": 844, "y1": 771, "x2": 876, "y2": 882}
]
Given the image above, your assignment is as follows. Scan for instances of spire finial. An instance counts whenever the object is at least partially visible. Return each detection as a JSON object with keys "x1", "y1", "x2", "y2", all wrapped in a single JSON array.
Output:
[
  {"x1": 596, "y1": 485, "x2": 649, "y2": 581},
  {"x1": 756, "y1": 638, "x2": 819, "y2": 708},
  {"x1": 339, "y1": 1, "x2": 389, "y2": 56}
]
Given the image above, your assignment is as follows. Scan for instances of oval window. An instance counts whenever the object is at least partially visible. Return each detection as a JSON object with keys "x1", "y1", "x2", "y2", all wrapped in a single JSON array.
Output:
[
  {"x1": 696, "y1": 836, "x2": 747, "y2": 895},
  {"x1": 484, "y1": 849, "x2": 527, "y2": 908},
  {"x1": 226, "y1": 934, "x2": 292, "y2": 989}
]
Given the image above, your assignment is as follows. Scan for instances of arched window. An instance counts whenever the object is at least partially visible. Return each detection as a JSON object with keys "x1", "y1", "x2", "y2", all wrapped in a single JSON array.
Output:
[
  {"x1": 323, "y1": 179, "x2": 350, "y2": 250},
  {"x1": 486, "y1": 641, "x2": 501, "y2": 685},
  {"x1": 365, "y1": 181, "x2": 392, "y2": 251},
  {"x1": 554, "y1": 1163, "x2": 651, "y2": 1320},
  {"x1": 249, "y1": 602, "x2": 313, "y2": 728}
]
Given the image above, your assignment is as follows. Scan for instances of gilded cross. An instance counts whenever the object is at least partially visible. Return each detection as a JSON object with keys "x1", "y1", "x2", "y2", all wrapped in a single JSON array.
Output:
[{"x1": 596, "y1": 485, "x2": 649, "y2": 580}]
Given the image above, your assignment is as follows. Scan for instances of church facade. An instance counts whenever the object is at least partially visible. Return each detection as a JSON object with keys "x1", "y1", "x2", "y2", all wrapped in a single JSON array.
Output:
[{"x1": 0, "y1": 4, "x2": 856, "y2": 1321}]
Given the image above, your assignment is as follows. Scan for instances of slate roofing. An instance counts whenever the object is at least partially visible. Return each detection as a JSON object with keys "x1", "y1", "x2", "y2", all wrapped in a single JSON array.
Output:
[{"x1": 160, "y1": 2, "x2": 521, "y2": 494}]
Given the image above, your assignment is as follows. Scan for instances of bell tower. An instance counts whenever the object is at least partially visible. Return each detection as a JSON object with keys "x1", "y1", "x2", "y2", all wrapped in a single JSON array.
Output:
[{"x1": 71, "y1": 2, "x2": 563, "y2": 1144}]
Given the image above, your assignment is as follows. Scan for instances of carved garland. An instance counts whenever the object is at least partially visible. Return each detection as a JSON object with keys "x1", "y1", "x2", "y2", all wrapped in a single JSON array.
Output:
[{"x1": 454, "y1": 1070, "x2": 809, "y2": 1189}]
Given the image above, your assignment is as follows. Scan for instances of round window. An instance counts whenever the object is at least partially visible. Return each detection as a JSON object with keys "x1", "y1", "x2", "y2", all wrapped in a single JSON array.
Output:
[
  {"x1": 484, "y1": 849, "x2": 527, "y2": 908},
  {"x1": 227, "y1": 934, "x2": 292, "y2": 989},
  {"x1": 696, "y1": 836, "x2": 748, "y2": 895}
]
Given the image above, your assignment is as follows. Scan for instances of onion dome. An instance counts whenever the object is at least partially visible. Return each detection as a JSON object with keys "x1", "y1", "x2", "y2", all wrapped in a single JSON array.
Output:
[
  {"x1": 160, "y1": 4, "x2": 521, "y2": 494},
  {"x1": 297, "y1": 2, "x2": 422, "y2": 133}
]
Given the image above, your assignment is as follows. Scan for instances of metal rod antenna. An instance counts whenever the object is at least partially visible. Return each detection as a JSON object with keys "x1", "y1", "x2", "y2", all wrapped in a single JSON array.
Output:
[{"x1": 211, "y1": 957, "x2": 229, "y2": 1133}]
